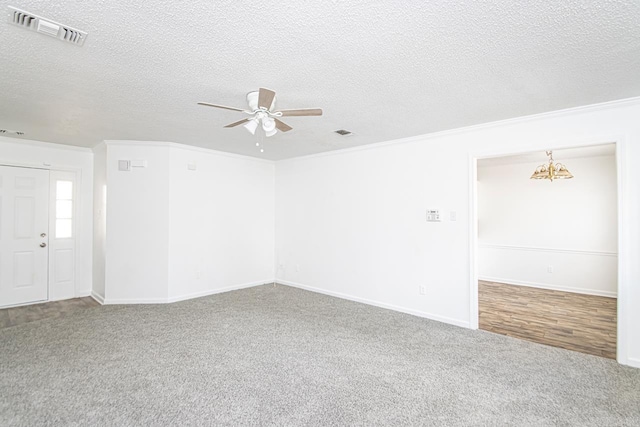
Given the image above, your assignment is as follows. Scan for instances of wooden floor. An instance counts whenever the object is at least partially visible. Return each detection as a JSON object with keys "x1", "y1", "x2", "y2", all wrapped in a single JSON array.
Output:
[
  {"x1": 479, "y1": 281, "x2": 617, "y2": 359},
  {"x1": 0, "y1": 297, "x2": 99, "y2": 330}
]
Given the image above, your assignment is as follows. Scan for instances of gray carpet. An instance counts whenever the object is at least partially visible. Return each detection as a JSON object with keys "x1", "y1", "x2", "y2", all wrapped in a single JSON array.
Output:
[{"x1": 1, "y1": 285, "x2": 639, "y2": 426}]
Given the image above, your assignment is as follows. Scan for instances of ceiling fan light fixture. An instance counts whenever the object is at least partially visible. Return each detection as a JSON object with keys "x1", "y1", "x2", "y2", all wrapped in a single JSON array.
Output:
[
  {"x1": 262, "y1": 117, "x2": 275, "y2": 130},
  {"x1": 262, "y1": 117, "x2": 277, "y2": 137},
  {"x1": 198, "y1": 87, "x2": 322, "y2": 142},
  {"x1": 243, "y1": 118, "x2": 259, "y2": 135}
]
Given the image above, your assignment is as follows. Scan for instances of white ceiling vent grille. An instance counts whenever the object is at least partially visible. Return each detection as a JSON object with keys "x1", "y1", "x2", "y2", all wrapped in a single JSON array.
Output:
[{"x1": 7, "y1": 6, "x2": 87, "y2": 46}]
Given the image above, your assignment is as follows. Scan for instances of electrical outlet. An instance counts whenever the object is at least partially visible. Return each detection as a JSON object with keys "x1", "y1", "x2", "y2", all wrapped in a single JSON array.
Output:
[
  {"x1": 419, "y1": 285, "x2": 427, "y2": 295},
  {"x1": 547, "y1": 265, "x2": 554, "y2": 273}
]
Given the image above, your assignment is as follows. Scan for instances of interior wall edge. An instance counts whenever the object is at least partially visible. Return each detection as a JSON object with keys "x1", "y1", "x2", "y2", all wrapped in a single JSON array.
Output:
[
  {"x1": 99, "y1": 279, "x2": 271, "y2": 305},
  {"x1": 0, "y1": 136, "x2": 93, "y2": 153},
  {"x1": 90, "y1": 291, "x2": 105, "y2": 305},
  {"x1": 104, "y1": 139, "x2": 275, "y2": 165},
  {"x1": 166, "y1": 280, "x2": 274, "y2": 303},
  {"x1": 628, "y1": 358, "x2": 640, "y2": 369},
  {"x1": 277, "y1": 279, "x2": 471, "y2": 329}
]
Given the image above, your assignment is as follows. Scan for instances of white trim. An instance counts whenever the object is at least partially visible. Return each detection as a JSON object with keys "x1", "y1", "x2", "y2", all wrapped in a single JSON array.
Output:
[
  {"x1": 469, "y1": 154, "x2": 479, "y2": 330},
  {"x1": 90, "y1": 291, "x2": 105, "y2": 305},
  {"x1": 478, "y1": 244, "x2": 617, "y2": 257},
  {"x1": 167, "y1": 280, "x2": 270, "y2": 303},
  {"x1": 101, "y1": 296, "x2": 167, "y2": 305},
  {"x1": 0, "y1": 299, "x2": 47, "y2": 309},
  {"x1": 628, "y1": 358, "x2": 640, "y2": 369},
  {"x1": 0, "y1": 162, "x2": 50, "y2": 170},
  {"x1": 0, "y1": 160, "x2": 86, "y2": 174},
  {"x1": 76, "y1": 290, "x2": 92, "y2": 298},
  {"x1": 478, "y1": 276, "x2": 617, "y2": 298},
  {"x1": 0, "y1": 136, "x2": 92, "y2": 152},
  {"x1": 278, "y1": 280, "x2": 470, "y2": 329},
  {"x1": 100, "y1": 280, "x2": 270, "y2": 305},
  {"x1": 5, "y1": 98, "x2": 639, "y2": 160},
  {"x1": 278, "y1": 97, "x2": 640, "y2": 163},
  {"x1": 104, "y1": 140, "x2": 275, "y2": 165},
  {"x1": 615, "y1": 138, "x2": 629, "y2": 365}
]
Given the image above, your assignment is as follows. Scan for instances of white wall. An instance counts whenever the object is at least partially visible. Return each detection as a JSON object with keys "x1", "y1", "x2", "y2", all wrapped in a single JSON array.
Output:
[
  {"x1": 274, "y1": 99, "x2": 640, "y2": 367},
  {"x1": 98, "y1": 141, "x2": 275, "y2": 303},
  {"x1": 167, "y1": 145, "x2": 275, "y2": 301},
  {"x1": 0, "y1": 137, "x2": 93, "y2": 298},
  {"x1": 478, "y1": 154, "x2": 617, "y2": 296},
  {"x1": 103, "y1": 143, "x2": 171, "y2": 303}
]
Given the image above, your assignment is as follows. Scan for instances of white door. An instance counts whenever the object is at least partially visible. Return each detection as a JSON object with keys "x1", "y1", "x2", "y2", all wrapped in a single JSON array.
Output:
[{"x1": 0, "y1": 165, "x2": 50, "y2": 307}]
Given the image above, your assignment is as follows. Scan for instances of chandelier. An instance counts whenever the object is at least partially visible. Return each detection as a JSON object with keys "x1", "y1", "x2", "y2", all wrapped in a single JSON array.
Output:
[{"x1": 530, "y1": 151, "x2": 573, "y2": 182}]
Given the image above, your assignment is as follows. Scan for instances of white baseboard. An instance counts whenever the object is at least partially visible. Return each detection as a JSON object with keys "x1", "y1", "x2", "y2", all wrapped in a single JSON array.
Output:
[
  {"x1": 76, "y1": 290, "x2": 92, "y2": 298},
  {"x1": 90, "y1": 291, "x2": 105, "y2": 305},
  {"x1": 102, "y1": 297, "x2": 168, "y2": 305},
  {"x1": 627, "y1": 358, "x2": 640, "y2": 369},
  {"x1": 479, "y1": 276, "x2": 617, "y2": 298},
  {"x1": 278, "y1": 279, "x2": 470, "y2": 329},
  {"x1": 167, "y1": 280, "x2": 271, "y2": 303},
  {"x1": 100, "y1": 280, "x2": 272, "y2": 305}
]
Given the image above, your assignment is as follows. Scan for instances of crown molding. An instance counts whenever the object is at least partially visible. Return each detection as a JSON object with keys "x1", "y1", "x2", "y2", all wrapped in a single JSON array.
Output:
[
  {"x1": 278, "y1": 96, "x2": 640, "y2": 163},
  {"x1": 103, "y1": 140, "x2": 275, "y2": 165},
  {"x1": 0, "y1": 136, "x2": 93, "y2": 153}
]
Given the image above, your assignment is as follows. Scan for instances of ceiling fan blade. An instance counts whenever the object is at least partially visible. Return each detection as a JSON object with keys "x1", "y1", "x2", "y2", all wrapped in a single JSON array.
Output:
[
  {"x1": 198, "y1": 102, "x2": 245, "y2": 112},
  {"x1": 274, "y1": 118, "x2": 293, "y2": 132},
  {"x1": 258, "y1": 88, "x2": 276, "y2": 110},
  {"x1": 278, "y1": 108, "x2": 323, "y2": 117},
  {"x1": 224, "y1": 118, "x2": 250, "y2": 128}
]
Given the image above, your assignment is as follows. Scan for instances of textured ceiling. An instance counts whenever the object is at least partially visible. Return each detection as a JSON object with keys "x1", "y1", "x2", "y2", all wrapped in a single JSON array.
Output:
[{"x1": 1, "y1": 1, "x2": 639, "y2": 160}]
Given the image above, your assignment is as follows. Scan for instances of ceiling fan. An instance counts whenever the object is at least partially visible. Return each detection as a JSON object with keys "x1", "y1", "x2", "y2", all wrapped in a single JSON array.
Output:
[{"x1": 198, "y1": 88, "x2": 322, "y2": 137}]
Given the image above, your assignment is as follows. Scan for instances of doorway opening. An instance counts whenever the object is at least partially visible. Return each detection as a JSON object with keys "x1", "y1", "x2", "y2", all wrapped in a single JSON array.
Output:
[{"x1": 473, "y1": 143, "x2": 618, "y2": 359}]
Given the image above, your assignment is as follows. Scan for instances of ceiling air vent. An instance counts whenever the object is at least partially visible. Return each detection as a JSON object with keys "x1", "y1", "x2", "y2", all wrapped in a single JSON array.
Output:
[
  {"x1": 7, "y1": 6, "x2": 87, "y2": 46},
  {"x1": 334, "y1": 129, "x2": 353, "y2": 136}
]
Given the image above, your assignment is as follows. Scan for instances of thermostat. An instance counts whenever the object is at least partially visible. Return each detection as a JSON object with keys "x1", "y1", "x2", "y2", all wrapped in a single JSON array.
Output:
[{"x1": 426, "y1": 209, "x2": 441, "y2": 222}]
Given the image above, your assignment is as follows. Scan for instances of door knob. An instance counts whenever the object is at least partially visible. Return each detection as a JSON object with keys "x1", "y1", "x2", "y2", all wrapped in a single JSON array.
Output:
[
  {"x1": 40, "y1": 233, "x2": 47, "y2": 237},
  {"x1": 40, "y1": 243, "x2": 47, "y2": 248}
]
